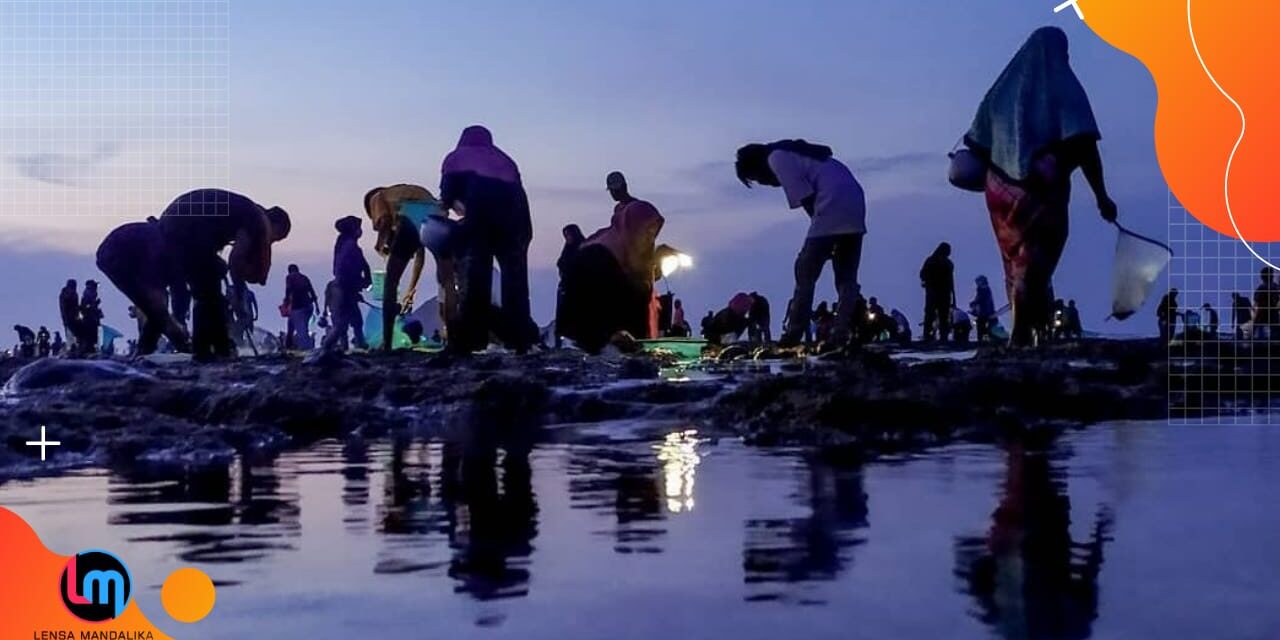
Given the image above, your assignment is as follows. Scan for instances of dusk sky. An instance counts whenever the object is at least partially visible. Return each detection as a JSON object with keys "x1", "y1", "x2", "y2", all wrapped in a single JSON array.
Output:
[{"x1": 0, "y1": 0, "x2": 1175, "y2": 340}]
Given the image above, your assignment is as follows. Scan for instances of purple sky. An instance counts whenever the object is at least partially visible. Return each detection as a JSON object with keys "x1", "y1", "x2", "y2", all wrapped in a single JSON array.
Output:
[{"x1": 0, "y1": 0, "x2": 1174, "y2": 340}]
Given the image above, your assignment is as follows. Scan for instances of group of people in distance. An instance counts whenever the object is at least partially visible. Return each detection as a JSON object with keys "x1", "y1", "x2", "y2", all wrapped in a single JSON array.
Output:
[{"x1": 73, "y1": 26, "x2": 1117, "y2": 361}]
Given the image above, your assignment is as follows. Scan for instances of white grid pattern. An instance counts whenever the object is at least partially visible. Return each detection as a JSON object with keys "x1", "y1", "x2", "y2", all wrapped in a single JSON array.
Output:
[
  {"x1": 1169, "y1": 190, "x2": 1280, "y2": 424},
  {"x1": 0, "y1": 0, "x2": 229, "y2": 218}
]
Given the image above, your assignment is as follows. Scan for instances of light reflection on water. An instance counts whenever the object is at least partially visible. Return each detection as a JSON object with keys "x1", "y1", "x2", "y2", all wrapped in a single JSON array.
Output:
[{"x1": 2, "y1": 422, "x2": 1280, "y2": 639}]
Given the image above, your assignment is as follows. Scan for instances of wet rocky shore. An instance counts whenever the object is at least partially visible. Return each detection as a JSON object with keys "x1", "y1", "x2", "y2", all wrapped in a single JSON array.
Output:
[{"x1": 0, "y1": 338, "x2": 1195, "y2": 479}]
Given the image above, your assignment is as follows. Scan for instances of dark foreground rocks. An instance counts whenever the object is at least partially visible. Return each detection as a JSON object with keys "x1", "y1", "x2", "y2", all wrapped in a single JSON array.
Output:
[{"x1": 0, "y1": 339, "x2": 1176, "y2": 479}]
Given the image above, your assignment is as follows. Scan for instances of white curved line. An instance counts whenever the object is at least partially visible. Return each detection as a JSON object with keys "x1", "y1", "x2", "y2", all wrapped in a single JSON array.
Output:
[{"x1": 1186, "y1": 0, "x2": 1274, "y2": 269}]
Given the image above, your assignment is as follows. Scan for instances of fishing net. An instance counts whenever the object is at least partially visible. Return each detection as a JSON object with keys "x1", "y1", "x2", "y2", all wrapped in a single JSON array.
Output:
[{"x1": 1110, "y1": 224, "x2": 1173, "y2": 321}]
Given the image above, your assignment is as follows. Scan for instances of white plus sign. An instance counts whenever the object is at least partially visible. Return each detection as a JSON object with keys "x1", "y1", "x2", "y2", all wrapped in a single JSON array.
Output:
[
  {"x1": 25, "y1": 425, "x2": 61, "y2": 461},
  {"x1": 1054, "y1": 0, "x2": 1085, "y2": 20}
]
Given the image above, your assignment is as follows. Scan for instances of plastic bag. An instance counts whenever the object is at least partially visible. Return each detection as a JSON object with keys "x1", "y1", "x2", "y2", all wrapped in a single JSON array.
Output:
[{"x1": 1110, "y1": 224, "x2": 1173, "y2": 321}]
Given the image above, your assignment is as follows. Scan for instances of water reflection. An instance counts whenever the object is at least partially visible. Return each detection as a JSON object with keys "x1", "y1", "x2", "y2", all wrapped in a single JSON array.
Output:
[
  {"x1": 107, "y1": 456, "x2": 301, "y2": 565},
  {"x1": 655, "y1": 430, "x2": 703, "y2": 513},
  {"x1": 953, "y1": 444, "x2": 1113, "y2": 640},
  {"x1": 743, "y1": 457, "x2": 869, "y2": 604},
  {"x1": 441, "y1": 443, "x2": 538, "y2": 601},
  {"x1": 567, "y1": 446, "x2": 667, "y2": 554}
]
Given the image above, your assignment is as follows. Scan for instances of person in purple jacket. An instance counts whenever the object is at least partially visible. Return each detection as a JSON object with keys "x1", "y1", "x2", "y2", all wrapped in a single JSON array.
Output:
[
  {"x1": 439, "y1": 125, "x2": 535, "y2": 353},
  {"x1": 322, "y1": 216, "x2": 372, "y2": 351}
]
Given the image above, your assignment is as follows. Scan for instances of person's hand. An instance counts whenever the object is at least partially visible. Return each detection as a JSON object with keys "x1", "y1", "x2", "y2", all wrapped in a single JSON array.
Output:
[
  {"x1": 1098, "y1": 195, "x2": 1118, "y2": 223},
  {"x1": 399, "y1": 292, "x2": 416, "y2": 313}
]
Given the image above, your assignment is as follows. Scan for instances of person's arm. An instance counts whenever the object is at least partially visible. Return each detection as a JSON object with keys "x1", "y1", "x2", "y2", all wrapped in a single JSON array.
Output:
[
  {"x1": 1076, "y1": 138, "x2": 1117, "y2": 222},
  {"x1": 308, "y1": 283, "x2": 320, "y2": 315},
  {"x1": 402, "y1": 247, "x2": 425, "y2": 311},
  {"x1": 249, "y1": 294, "x2": 258, "y2": 321}
]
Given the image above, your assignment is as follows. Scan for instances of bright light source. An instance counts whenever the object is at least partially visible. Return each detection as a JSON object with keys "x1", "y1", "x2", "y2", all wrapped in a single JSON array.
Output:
[{"x1": 660, "y1": 252, "x2": 694, "y2": 278}]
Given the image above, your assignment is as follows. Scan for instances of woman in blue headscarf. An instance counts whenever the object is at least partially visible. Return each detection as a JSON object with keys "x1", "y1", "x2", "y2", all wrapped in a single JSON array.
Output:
[{"x1": 965, "y1": 27, "x2": 1118, "y2": 346}]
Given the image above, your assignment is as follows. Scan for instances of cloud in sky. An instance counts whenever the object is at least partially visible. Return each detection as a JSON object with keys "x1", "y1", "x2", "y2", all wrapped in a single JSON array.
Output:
[{"x1": 8, "y1": 142, "x2": 121, "y2": 187}]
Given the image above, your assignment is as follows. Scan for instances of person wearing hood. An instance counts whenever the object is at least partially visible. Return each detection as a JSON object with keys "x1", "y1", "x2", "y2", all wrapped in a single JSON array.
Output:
[
  {"x1": 13, "y1": 325, "x2": 35, "y2": 358},
  {"x1": 323, "y1": 216, "x2": 373, "y2": 351},
  {"x1": 920, "y1": 242, "x2": 956, "y2": 341},
  {"x1": 79, "y1": 280, "x2": 103, "y2": 353},
  {"x1": 98, "y1": 189, "x2": 290, "y2": 359},
  {"x1": 1232, "y1": 292, "x2": 1252, "y2": 340},
  {"x1": 964, "y1": 27, "x2": 1117, "y2": 347},
  {"x1": 971, "y1": 275, "x2": 998, "y2": 342},
  {"x1": 59, "y1": 279, "x2": 81, "y2": 354},
  {"x1": 554, "y1": 224, "x2": 585, "y2": 347},
  {"x1": 364, "y1": 184, "x2": 458, "y2": 350},
  {"x1": 736, "y1": 139, "x2": 867, "y2": 350},
  {"x1": 562, "y1": 171, "x2": 666, "y2": 352},
  {"x1": 439, "y1": 125, "x2": 535, "y2": 353}
]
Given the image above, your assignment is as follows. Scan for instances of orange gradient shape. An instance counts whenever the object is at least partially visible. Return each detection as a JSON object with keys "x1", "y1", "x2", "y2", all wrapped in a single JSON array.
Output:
[
  {"x1": 0, "y1": 507, "x2": 173, "y2": 638},
  {"x1": 1081, "y1": 0, "x2": 1280, "y2": 240}
]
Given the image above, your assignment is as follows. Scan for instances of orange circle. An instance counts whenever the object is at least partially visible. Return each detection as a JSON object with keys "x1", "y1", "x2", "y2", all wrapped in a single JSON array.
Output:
[{"x1": 160, "y1": 567, "x2": 216, "y2": 623}]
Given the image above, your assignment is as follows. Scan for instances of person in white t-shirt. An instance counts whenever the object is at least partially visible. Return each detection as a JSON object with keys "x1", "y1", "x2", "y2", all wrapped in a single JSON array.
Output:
[{"x1": 736, "y1": 139, "x2": 867, "y2": 348}]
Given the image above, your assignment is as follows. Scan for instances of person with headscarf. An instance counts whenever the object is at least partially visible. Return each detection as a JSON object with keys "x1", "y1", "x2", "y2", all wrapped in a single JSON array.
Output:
[
  {"x1": 79, "y1": 280, "x2": 103, "y2": 354},
  {"x1": 561, "y1": 171, "x2": 666, "y2": 352},
  {"x1": 971, "y1": 275, "x2": 998, "y2": 342},
  {"x1": 439, "y1": 125, "x2": 535, "y2": 353},
  {"x1": 919, "y1": 242, "x2": 956, "y2": 342},
  {"x1": 323, "y1": 216, "x2": 372, "y2": 351},
  {"x1": 736, "y1": 140, "x2": 867, "y2": 350},
  {"x1": 964, "y1": 27, "x2": 1117, "y2": 347},
  {"x1": 363, "y1": 184, "x2": 457, "y2": 350},
  {"x1": 554, "y1": 224, "x2": 585, "y2": 348},
  {"x1": 98, "y1": 189, "x2": 291, "y2": 359}
]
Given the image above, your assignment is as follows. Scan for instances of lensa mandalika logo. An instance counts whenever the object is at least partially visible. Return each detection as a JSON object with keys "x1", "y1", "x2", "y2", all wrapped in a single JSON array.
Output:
[{"x1": 58, "y1": 550, "x2": 133, "y2": 622}]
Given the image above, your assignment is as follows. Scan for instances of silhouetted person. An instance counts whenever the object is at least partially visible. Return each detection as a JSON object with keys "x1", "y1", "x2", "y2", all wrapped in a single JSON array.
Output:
[
  {"x1": 951, "y1": 307, "x2": 973, "y2": 344},
  {"x1": 1232, "y1": 292, "x2": 1252, "y2": 340},
  {"x1": 365, "y1": 184, "x2": 450, "y2": 350},
  {"x1": 13, "y1": 325, "x2": 35, "y2": 358},
  {"x1": 440, "y1": 125, "x2": 535, "y2": 353},
  {"x1": 35, "y1": 326, "x2": 51, "y2": 357},
  {"x1": 700, "y1": 311, "x2": 715, "y2": 340},
  {"x1": 79, "y1": 280, "x2": 103, "y2": 354},
  {"x1": 555, "y1": 224, "x2": 585, "y2": 347},
  {"x1": 98, "y1": 189, "x2": 290, "y2": 359},
  {"x1": 971, "y1": 275, "x2": 998, "y2": 342},
  {"x1": 1201, "y1": 303, "x2": 1219, "y2": 339},
  {"x1": 284, "y1": 264, "x2": 319, "y2": 350},
  {"x1": 737, "y1": 140, "x2": 867, "y2": 349},
  {"x1": 921, "y1": 242, "x2": 956, "y2": 341},
  {"x1": 890, "y1": 308, "x2": 912, "y2": 344},
  {"x1": 59, "y1": 279, "x2": 81, "y2": 354},
  {"x1": 51, "y1": 331, "x2": 65, "y2": 356},
  {"x1": 747, "y1": 292, "x2": 772, "y2": 342},
  {"x1": 705, "y1": 293, "x2": 753, "y2": 345},
  {"x1": 866, "y1": 296, "x2": 892, "y2": 341},
  {"x1": 1254, "y1": 268, "x2": 1278, "y2": 340},
  {"x1": 1157, "y1": 289, "x2": 1179, "y2": 343},
  {"x1": 1065, "y1": 299, "x2": 1083, "y2": 339},
  {"x1": 228, "y1": 280, "x2": 259, "y2": 352},
  {"x1": 669, "y1": 298, "x2": 690, "y2": 337},
  {"x1": 323, "y1": 216, "x2": 372, "y2": 352}
]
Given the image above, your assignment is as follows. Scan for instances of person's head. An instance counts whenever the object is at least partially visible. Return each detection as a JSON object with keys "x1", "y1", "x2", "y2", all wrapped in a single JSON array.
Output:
[
  {"x1": 457, "y1": 125, "x2": 494, "y2": 148},
  {"x1": 562, "y1": 224, "x2": 584, "y2": 244},
  {"x1": 65, "y1": 279, "x2": 76, "y2": 290},
  {"x1": 288, "y1": 264, "x2": 300, "y2": 275},
  {"x1": 869, "y1": 296, "x2": 878, "y2": 305},
  {"x1": 85, "y1": 280, "x2": 97, "y2": 290},
  {"x1": 1024, "y1": 26, "x2": 1071, "y2": 63},
  {"x1": 1069, "y1": 299, "x2": 1077, "y2": 308},
  {"x1": 606, "y1": 171, "x2": 630, "y2": 202},
  {"x1": 54, "y1": 331, "x2": 61, "y2": 338},
  {"x1": 674, "y1": 299, "x2": 683, "y2": 309},
  {"x1": 735, "y1": 143, "x2": 780, "y2": 188},
  {"x1": 1262, "y1": 267, "x2": 1275, "y2": 283},
  {"x1": 335, "y1": 215, "x2": 362, "y2": 239},
  {"x1": 266, "y1": 206, "x2": 291, "y2": 242},
  {"x1": 1170, "y1": 288, "x2": 1179, "y2": 300},
  {"x1": 976, "y1": 275, "x2": 989, "y2": 288},
  {"x1": 934, "y1": 242, "x2": 952, "y2": 258}
]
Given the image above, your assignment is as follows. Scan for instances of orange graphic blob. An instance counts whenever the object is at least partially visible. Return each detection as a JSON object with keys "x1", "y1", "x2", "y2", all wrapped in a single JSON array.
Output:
[
  {"x1": 0, "y1": 507, "x2": 173, "y2": 638},
  {"x1": 1082, "y1": 0, "x2": 1280, "y2": 242},
  {"x1": 161, "y1": 568, "x2": 217, "y2": 623}
]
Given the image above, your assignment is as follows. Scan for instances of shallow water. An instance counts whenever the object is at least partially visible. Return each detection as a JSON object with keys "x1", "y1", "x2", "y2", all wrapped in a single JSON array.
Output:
[{"x1": 3, "y1": 422, "x2": 1280, "y2": 639}]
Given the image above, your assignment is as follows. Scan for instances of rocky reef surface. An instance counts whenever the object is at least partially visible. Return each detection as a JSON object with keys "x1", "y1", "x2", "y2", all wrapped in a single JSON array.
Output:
[{"x1": 0, "y1": 339, "x2": 1180, "y2": 479}]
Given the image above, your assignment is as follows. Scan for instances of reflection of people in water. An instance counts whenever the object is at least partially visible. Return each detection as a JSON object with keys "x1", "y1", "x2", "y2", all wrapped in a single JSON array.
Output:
[
  {"x1": 566, "y1": 447, "x2": 667, "y2": 553},
  {"x1": 954, "y1": 443, "x2": 1112, "y2": 640},
  {"x1": 442, "y1": 441, "x2": 538, "y2": 601},
  {"x1": 743, "y1": 459, "x2": 868, "y2": 603},
  {"x1": 379, "y1": 438, "x2": 433, "y2": 536}
]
